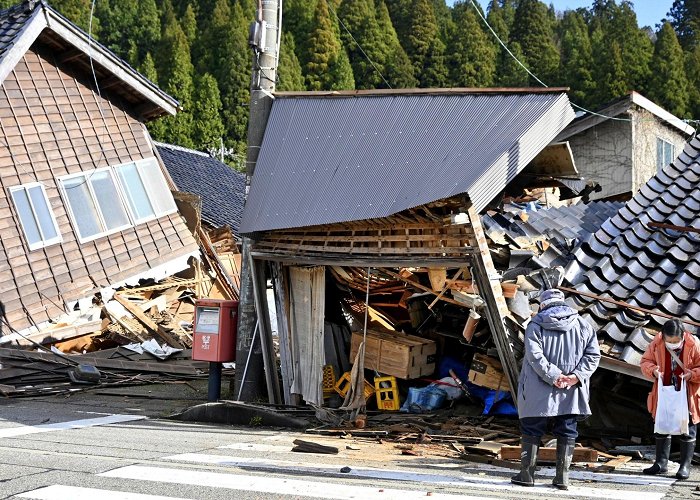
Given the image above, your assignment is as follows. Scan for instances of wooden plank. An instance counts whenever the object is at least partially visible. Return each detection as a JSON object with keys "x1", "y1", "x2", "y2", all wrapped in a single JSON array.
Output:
[
  {"x1": 648, "y1": 221, "x2": 700, "y2": 235},
  {"x1": 382, "y1": 269, "x2": 471, "y2": 308},
  {"x1": 466, "y1": 204, "x2": 520, "y2": 400},
  {"x1": 500, "y1": 446, "x2": 598, "y2": 463},
  {"x1": 113, "y1": 294, "x2": 184, "y2": 348},
  {"x1": 594, "y1": 455, "x2": 632, "y2": 472}
]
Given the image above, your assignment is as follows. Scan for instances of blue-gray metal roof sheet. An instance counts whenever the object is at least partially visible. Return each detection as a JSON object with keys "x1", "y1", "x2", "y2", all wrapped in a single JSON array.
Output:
[{"x1": 240, "y1": 90, "x2": 575, "y2": 233}]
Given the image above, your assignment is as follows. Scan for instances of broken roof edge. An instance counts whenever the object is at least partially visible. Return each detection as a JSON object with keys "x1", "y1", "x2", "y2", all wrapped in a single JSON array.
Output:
[
  {"x1": 556, "y1": 91, "x2": 694, "y2": 141},
  {"x1": 0, "y1": 1, "x2": 178, "y2": 118},
  {"x1": 274, "y1": 87, "x2": 571, "y2": 98}
]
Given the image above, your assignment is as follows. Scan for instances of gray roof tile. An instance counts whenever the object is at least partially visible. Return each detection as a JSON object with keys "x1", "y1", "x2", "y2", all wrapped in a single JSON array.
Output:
[{"x1": 156, "y1": 143, "x2": 245, "y2": 235}]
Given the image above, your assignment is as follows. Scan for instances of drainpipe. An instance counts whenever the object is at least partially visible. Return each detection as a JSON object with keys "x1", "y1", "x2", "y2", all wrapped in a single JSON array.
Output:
[{"x1": 234, "y1": 0, "x2": 280, "y2": 401}]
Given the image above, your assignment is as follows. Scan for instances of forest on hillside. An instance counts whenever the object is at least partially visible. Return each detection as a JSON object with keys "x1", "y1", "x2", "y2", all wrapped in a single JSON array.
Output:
[{"x1": 3, "y1": 0, "x2": 700, "y2": 169}]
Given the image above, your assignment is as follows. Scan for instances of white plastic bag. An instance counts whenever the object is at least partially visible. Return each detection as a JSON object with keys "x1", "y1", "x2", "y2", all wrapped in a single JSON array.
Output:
[{"x1": 654, "y1": 376, "x2": 690, "y2": 436}]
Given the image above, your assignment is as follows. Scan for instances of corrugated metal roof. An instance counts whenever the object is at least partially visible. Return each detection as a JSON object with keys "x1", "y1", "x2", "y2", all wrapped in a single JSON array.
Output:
[
  {"x1": 564, "y1": 135, "x2": 700, "y2": 364},
  {"x1": 157, "y1": 142, "x2": 246, "y2": 235},
  {"x1": 240, "y1": 90, "x2": 575, "y2": 233}
]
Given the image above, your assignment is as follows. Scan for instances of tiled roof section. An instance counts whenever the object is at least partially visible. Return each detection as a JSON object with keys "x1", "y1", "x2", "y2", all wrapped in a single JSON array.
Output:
[
  {"x1": 564, "y1": 136, "x2": 700, "y2": 365},
  {"x1": 157, "y1": 143, "x2": 246, "y2": 235},
  {"x1": 0, "y1": 2, "x2": 32, "y2": 60},
  {"x1": 483, "y1": 201, "x2": 623, "y2": 266}
]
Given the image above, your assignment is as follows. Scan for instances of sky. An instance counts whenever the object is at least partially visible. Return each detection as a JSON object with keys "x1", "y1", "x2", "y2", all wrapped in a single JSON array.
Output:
[{"x1": 466, "y1": 1, "x2": 675, "y2": 29}]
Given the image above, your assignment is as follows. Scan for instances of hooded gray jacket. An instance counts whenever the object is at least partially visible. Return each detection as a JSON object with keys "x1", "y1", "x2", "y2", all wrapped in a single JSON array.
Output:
[{"x1": 516, "y1": 304, "x2": 601, "y2": 418}]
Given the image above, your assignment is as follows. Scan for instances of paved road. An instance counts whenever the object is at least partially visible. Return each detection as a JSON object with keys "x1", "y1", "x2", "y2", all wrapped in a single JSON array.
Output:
[{"x1": 0, "y1": 396, "x2": 697, "y2": 499}]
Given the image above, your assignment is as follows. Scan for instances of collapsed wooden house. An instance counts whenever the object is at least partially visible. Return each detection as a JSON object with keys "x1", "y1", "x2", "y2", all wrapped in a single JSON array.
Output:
[
  {"x1": 240, "y1": 88, "x2": 576, "y2": 406},
  {"x1": 0, "y1": 1, "x2": 200, "y2": 339}
]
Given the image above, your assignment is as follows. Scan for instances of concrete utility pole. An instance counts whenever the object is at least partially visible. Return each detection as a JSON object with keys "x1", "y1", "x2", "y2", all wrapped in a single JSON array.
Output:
[{"x1": 234, "y1": 0, "x2": 281, "y2": 401}]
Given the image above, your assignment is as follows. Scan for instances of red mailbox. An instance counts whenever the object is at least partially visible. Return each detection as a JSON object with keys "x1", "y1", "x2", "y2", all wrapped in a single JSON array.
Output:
[{"x1": 192, "y1": 299, "x2": 238, "y2": 362}]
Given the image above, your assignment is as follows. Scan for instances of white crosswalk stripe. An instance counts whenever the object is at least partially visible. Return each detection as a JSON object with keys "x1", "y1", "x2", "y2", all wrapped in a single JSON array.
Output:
[{"x1": 15, "y1": 439, "x2": 677, "y2": 500}]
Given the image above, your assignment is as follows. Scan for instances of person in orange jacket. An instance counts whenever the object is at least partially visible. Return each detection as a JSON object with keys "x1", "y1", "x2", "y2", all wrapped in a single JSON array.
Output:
[{"x1": 640, "y1": 319, "x2": 700, "y2": 480}]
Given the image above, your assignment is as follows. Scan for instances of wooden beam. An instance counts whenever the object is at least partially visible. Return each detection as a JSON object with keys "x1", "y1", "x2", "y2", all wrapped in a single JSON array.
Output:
[
  {"x1": 113, "y1": 295, "x2": 185, "y2": 348},
  {"x1": 466, "y1": 204, "x2": 521, "y2": 400},
  {"x1": 56, "y1": 48, "x2": 83, "y2": 65},
  {"x1": 428, "y1": 268, "x2": 466, "y2": 309},
  {"x1": 251, "y1": 251, "x2": 475, "y2": 269},
  {"x1": 501, "y1": 446, "x2": 598, "y2": 463},
  {"x1": 381, "y1": 269, "x2": 470, "y2": 308},
  {"x1": 559, "y1": 286, "x2": 700, "y2": 328},
  {"x1": 648, "y1": 221, "x2": 700, "y2": 236}
]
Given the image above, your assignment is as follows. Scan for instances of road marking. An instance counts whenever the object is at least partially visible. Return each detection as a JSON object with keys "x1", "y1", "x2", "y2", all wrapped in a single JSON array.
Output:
[
  {"x1": 17, "y1": 485, "x2": 191, "y2": 500},
  {"x1": 101, "y1": 464, "x2": 484, "y2": 500},
  {"x1": 164, "y1": 452, "x2": 668, "y2": 500},
  {"x1": 219, "y1": 442, "x2": 296, "y2": 453},
  {"x1": 0, "y1": 414, "x2": 146, "y2": 438}
]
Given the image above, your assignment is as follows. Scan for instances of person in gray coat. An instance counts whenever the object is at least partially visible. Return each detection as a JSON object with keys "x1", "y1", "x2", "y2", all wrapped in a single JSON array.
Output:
[{"x1": 511, "y1": 288, "x2": 600, "y2": 490}]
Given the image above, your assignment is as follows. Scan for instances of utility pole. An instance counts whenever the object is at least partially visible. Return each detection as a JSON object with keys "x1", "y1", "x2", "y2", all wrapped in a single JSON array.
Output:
[{"x1": 234, "y1": 0, "x2": 281, "y2": 401}]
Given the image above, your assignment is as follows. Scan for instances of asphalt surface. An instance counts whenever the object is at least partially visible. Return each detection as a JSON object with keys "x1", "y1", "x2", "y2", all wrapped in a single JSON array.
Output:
[{"x1": 0, "y1": 384, "x2": 697, "y2": 499}]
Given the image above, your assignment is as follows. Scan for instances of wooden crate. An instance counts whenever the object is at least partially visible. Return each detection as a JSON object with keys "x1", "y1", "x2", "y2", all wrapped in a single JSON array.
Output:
[
  {"x1": 350, "y1": 329, "x2": 436, "y2": 379},
  {"x1": 468, "y1": 353, "x2": 510, "y2": 392}
]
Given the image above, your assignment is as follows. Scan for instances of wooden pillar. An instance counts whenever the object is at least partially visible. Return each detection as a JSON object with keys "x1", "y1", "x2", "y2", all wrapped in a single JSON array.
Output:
[{"x1": 466, "y1": 204, "x2": 520, "y2": 401}]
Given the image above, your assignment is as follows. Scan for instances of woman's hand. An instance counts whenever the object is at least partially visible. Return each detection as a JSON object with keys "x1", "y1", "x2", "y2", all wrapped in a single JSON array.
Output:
[{"x1": 653, "y1": 368, "x2": 663, "y2": 378}]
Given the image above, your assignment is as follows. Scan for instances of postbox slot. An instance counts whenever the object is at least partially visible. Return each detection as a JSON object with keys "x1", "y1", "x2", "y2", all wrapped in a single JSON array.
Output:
[{"x1": 195, "y1": 307, "x2": 220, "y2": 334}]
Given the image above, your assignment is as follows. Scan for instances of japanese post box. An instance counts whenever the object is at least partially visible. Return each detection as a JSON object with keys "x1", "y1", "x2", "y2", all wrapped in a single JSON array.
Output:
[{"x1": 192, "y1": 299, "x2": 238, "y2": 362}]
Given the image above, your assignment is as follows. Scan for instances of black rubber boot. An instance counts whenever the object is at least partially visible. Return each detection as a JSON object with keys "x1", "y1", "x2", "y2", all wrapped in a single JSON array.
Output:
[
  {"x1": 643, "y1": 435, "x2": 671, "y2": 475},
  {"x1": 552, "y1": 437, "x2": 576, "y2": 490},
  {"x1": 511, "y1": 435, "x2": 539, "y2": 487},
  {"x1": 676, "y1": 438, "x2": 696, "y2": 480}
]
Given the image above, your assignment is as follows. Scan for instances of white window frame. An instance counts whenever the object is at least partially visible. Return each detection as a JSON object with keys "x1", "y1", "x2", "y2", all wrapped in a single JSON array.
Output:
[
  {"x1": 113, "y1": 157, "x2": 178, "y2": 225},
  {"x1": 8, "y1": 182, "x2": 62, "y2": 251},
  {"x1": 58, "y1": 166, "x2": 133, "y2": 244},
  {"x1": 657, "y1": 137, "x2": 675, "y2": 172}
]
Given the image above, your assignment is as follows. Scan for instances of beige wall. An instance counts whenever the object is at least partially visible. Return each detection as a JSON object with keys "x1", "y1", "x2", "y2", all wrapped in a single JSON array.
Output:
[
  {"x1": 566, "y1": 118, "x2": 633, "y2": 200},
  {"x1": 632, "y1": 107, "x2": 688, "y2": 194}
]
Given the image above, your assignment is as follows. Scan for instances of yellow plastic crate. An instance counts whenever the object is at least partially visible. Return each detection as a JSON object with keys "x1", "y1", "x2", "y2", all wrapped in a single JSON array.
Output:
[
  {"x1": 322, "y1": 364, "x2": 336, "y2": 398},
  {"x1": 374, "y1": 375, "x2": 400, "y2": 411},
  {"x1": 334, "y1": 371, "x2": 375, "y2": 401}
]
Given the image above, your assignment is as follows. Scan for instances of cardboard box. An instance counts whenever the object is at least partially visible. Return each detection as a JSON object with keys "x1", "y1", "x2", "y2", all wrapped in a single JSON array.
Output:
[
  {"x1": 350, "y1": 329, "x2": 436, "y2": 379},
  {"x1": 468, "y1": 353, "x2": 510, "y2": 392}
]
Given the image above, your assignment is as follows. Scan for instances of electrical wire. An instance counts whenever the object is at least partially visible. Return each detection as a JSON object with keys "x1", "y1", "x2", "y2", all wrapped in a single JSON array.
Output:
[{"x1": 467, "y1": 0, "x2": 698, "y2": 135}]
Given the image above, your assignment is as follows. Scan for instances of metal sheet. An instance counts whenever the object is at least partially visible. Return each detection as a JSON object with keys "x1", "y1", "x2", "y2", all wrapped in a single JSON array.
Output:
[{"x1": 241, "y1": 91, "x2": 575, "y2": 232}]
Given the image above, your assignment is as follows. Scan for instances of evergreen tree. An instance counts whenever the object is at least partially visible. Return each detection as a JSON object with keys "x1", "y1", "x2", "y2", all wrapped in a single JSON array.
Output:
[
  {"x1": 277, "y1": 31, "x2": 306, "y2": 91},
  {"x1": 376, "y1": 0, "x2": 417, "y2": 88},
  {"x1": 648, "y1": 22, "x2": 690, "y2": 117},
  {"x1": 668, "y1": 0, "x2": 700, "y2": 50},
  {"x1": 338, "y1": 0, "x2": 388, "y2": 89},
  {"x1": 181, "y1": 4, "x2": 197, "y2": 46},
  {"x1": 50, "y1": 0, "x2": 97, "y2": 33},
  {"x1": 191, "y1": 73, "x2": 225, "y2": 151},
  {"x1": 449, "y1": 3, "x2": 496, "y2": 87},
  {"x1": 285, "y1": 0, "x2": 318, "y2": 64},
  {"x1": 685, "y1": 45, "x2": 700, "y2": 118},
  {"x1": 510, "y1": 0, "x2": 559, "y2": 85},
  {"x1": 559, "y1": 10, "x2": 595, "y2": 106},
  {"x1": 141, "y1": 53, "x2": 167, "y2": 142},
  {"x1": 157, "y1": 12, "x2": 194, "y2": 147},
  {"x1": 305, "y1": 0, "x2": 355, "y2": 90},
  {"x1": 497, "y1": 41, "x2": 530, "y2": 87},
  {"x1": 384, "y1": 0, "x2": 412, "y2": 46},
  {"x1": 405, "y1": 0, "x2": 447, "y2": 87},
  {"x1": 591, "y1": 27, "x2": 627, "y2": 104}
]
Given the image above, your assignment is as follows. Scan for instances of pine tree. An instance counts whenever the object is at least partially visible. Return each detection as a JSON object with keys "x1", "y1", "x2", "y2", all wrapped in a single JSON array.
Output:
[
  {"x1": 405, "y1": 0, "x2": 447, "y2": 87},
  {"x1": 192, "y1": 73, "x2": 225, "y2": 151},
  {"x1": 591, "y1": 27, "x2": 627, "y2": 105},
  {"x1": 497, "y1": 41, "x2": 530, "y2": 87},
  {"x1": 50, "y1": 0, "x2": 97, "y2": 33},
  {"x1": 181, "y1": 4, "x2": 197, "y2": 46},
  {"x1": 141, "y1": 53, "x2": 167, "y2": 142},
  {"x1": 376, "y1": 0, "x2": 417, "y2": 88},
  {"x1": 685, "y1": 45, "x2": 700, "y2": 118},
  {"x1": 648, "y1": 22, "x2": 690, "y2": 117},
  {"x1": 157, "y1": 12, "x2": 195, "y2": 147},
  {"x1": 305, "y1": 0, "x2": 355, "y2": 90},
  {"x1": 285, "y1": 0, "x2": 318, "y2": 65},
  {"x1": 559, "y1": 10, "x2": 595, "y2": 106},
  {"x1": 668, "y1": 0, "x2": 700, "y2": 50},
  {"x1": 510, "y1": 0, "x2": 559, "y2": 85},
  {"x1": 449, "y1": 3, "x2": 496, "y2": 87},
  {"x1": 277, "y1": 31, "x2": 306, "y2": 91},
  {"x1": 338, "y1": 0, "x2": 388, "y2": 89}
]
